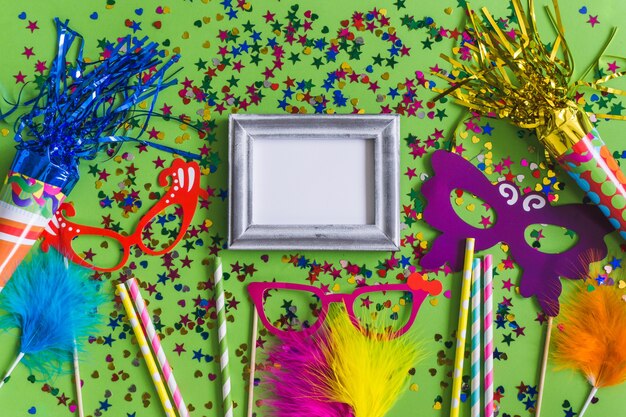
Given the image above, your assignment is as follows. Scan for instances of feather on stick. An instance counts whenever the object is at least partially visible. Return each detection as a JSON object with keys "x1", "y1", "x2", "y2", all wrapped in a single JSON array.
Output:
[
  {"x1": 0, "y1": 249, "x2": 103, "y2": 386},
  {"x1": 552, "y1": 284, "x2": 626, "y2": 416}
]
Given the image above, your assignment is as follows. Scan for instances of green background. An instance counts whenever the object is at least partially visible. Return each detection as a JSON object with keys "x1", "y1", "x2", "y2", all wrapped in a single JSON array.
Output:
[{"x1": 0, "y1": 0, "x2": 624, "y2": 416}]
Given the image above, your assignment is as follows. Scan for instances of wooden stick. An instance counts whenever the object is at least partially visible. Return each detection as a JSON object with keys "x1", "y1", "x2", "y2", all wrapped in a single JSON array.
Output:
[
  {"x1": 246, "y1": 308, "x2": 259, "y2": 417},
  {"x1": 73, "y1": 343, "x2": 85, "y2": 417},
  {"x1": 535, "y1": 315, "x2": 553, "y2": 417},
  {"x1": 65, "y1": 258, "x2": 85, "y2": 417}
]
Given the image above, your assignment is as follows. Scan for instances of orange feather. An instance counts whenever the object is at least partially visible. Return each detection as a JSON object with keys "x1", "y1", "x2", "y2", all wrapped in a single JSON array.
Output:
[{"x1": 552, "y1": 284, "x2": 626, "y2": 389}]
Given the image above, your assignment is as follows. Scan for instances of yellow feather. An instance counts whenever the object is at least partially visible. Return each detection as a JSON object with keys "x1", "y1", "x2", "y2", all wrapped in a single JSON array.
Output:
[
  {"x1": 552, "y1": 284, "x2": 626, "y2": 388},
  {"x1": 318, "y1": 306, "x2": 424, "y2": 417}
]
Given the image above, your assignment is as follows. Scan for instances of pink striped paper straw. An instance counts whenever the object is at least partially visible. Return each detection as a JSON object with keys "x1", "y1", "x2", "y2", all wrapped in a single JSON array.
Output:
[
  {"x1": 483, "y1": 255, "x2": 494, "y2": 417},
  {"x1": 126, "y1": 278, "x2": 189, "y2": 417}
]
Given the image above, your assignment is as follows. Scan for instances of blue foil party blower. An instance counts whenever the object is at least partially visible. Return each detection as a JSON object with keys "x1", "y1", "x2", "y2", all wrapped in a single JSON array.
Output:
[{"x1": 0, "y1": 18, "x2": 188, "y2": 289}]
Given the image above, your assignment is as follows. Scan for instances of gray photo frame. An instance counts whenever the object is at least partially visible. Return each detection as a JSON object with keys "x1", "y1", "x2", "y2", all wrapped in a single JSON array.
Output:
[{"x1": 228, "y1": 114, "x2": 400, "y2": 251}]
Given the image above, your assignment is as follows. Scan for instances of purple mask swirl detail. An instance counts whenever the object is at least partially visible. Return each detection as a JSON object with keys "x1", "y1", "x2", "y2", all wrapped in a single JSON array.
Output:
[{"x1": 420, "y1": 150, "x2": 612, "y2": 316}]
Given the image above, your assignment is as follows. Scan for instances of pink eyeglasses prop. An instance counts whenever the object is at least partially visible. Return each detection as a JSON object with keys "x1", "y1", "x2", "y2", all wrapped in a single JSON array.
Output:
[
  {"x1": 247, "y1": 272, "x2": 442, "y2": 338},
  {"x1": 40, "y1": 158, "x2": 209, "y2": 271}
]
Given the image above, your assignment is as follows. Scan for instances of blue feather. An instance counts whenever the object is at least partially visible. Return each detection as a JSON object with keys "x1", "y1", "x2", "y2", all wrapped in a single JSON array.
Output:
[{"x1": 0, "y1": 248, "x2": 104, "y2": 380}]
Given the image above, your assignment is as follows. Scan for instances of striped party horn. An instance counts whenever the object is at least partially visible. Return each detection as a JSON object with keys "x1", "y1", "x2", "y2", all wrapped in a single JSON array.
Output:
[
  {"x1": 215, "y1": 257, "x2": 233, "y2": 417},
  {"x1": 0, "y1": 172, "x2": 65, "y2": 290},
  {"x1": 116, "y1": 284, "x2": 176, "y2": 417},
  {"x1": 126, "y1": 278, "x2": 189, "y2": 417}
]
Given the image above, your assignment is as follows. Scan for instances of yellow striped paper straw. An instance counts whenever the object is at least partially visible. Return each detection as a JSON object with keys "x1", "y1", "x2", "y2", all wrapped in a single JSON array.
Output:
[
  {"x1": 117, "y1": 284, "x2": 176, "y2": 417},
  {"x1": 450, "y1": 238, "x2": 475, "y2": 417}
]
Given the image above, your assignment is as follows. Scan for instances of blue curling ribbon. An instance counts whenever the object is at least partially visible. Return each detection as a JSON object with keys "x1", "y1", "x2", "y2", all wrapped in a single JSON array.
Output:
[{"x1": 6, "y1": 18, "x2": 199, "y2": 195}]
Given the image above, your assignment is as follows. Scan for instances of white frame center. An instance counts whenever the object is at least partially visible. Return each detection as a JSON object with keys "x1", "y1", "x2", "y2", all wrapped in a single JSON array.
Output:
[{"x1": 251, "y1": 137, "x2": 375, "y2": 226}]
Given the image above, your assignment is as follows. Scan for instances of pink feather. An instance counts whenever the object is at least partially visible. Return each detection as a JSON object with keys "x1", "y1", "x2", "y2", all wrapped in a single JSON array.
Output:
[{"x1": 262, "y1": 332, "x2": 353, "y2": 417}]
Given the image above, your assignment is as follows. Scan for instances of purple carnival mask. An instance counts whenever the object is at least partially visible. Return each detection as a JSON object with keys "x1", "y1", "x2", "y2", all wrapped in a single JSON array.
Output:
[{"x1": 420, "y1": 150, "x2": 612, "y2": 316}]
